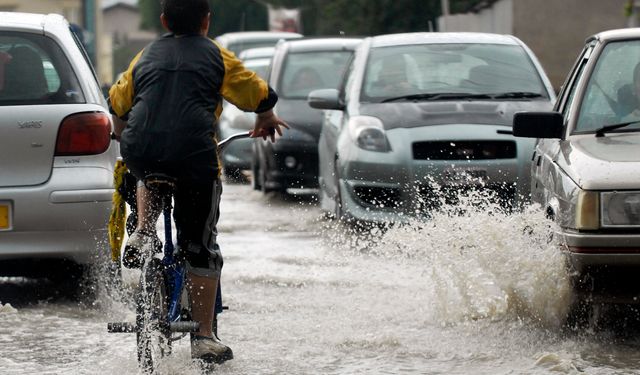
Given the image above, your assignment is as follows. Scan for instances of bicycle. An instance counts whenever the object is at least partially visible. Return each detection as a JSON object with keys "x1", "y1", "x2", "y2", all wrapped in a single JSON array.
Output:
[{"x1": 107, "y1": 131, "x2": 252, "y2": 372}]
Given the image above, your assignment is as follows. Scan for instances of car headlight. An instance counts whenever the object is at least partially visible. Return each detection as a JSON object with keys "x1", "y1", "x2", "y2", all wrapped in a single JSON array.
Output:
[
  {"x1": 575, "y1": 190, "x2": 599, "y2": 230},
  {"x1": 601, "y1": 191, "x2": 640, "y2": 227},
  {"x1": 347, "y1": 116, "x2": 391, "y2": 152}
]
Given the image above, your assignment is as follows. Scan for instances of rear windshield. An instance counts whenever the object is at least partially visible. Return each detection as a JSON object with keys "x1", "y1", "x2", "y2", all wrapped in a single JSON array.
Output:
[
  {"x1": 0, "y1": 31, "x2": 84, "y2": 106},
  {"x1": 244, "y1": 58, "x2": 271, "y2": 80},
  {"x1": 362, "y1": 43, "x2": 548, "y2": 102},
  {"x1": 279, "y1": 50, "x2": 353, "y2": 99},
  {"x1": 228, "y1": 40, "x2": 282, "y2": 56}
]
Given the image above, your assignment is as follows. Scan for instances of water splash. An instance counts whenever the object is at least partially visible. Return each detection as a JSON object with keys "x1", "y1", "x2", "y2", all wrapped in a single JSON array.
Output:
[{"x1": 322, "y1": 187, "x2": 573, "y2": 328}]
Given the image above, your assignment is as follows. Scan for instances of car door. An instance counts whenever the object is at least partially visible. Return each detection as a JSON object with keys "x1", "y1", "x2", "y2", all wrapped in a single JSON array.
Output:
[
  {"x1": 318, "y1": 58, "x2": 354, "y2": 199},
  {"x1": 532, "y1": 43, "x2": 594, "y2": 209}
]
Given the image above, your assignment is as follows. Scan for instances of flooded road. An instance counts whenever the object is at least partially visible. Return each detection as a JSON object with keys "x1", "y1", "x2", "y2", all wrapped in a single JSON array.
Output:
[{"x1": 2, "y1": 181, "x2": 640, "y2": 374}]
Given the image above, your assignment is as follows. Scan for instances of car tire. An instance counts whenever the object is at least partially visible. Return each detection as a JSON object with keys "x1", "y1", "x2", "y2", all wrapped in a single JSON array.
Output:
[
  {"x1": 334, "y1": 164, "x2": 344, "y2": 220},
  {"x1": 251, "y1": 145, "x2": 262, "y2": 191}
]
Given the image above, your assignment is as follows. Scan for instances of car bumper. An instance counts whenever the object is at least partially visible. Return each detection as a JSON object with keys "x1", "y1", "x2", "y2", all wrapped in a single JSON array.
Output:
[
  {"x1": 337, "y1": 125, "x2": 533, "y2": 222},
  {"x1": 0, "y1": 166, "x2": 113, "y2": 264},
  {"x1": 561, "y1": 230, "x2": 640, "y2": 272},
  {"x1": 265, "y1": 140, "x2": 319, "y2": 189}
]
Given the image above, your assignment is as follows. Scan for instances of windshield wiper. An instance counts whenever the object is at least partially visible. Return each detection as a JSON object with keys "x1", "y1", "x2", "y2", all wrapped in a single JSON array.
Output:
[
  {"x1": 381, "y1": 92, "x2": 493, "y2": 103},
  {"x1": 490, "y1": 92, "x2": 544, "y2": 99},
  {"x1": 595, "y1": 120, "x2": 640, "y2": 137}
]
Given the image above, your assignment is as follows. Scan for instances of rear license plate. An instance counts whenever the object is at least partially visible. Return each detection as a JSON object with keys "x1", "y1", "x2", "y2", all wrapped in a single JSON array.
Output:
[{"x1": 0, "y1": 202, "x2": 11, "y2": 230}]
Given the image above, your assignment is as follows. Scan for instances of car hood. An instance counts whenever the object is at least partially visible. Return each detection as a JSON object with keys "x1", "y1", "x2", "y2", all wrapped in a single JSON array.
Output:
[
  {"x1": 358, "y1": 100, "x2": 553, "y2": 130},
  {"x1": 275, "y1": 98, "x2": 324, "y2": 139},
  {"x1": 557, "y1": 133, "x2": 640, "y2": 190}
]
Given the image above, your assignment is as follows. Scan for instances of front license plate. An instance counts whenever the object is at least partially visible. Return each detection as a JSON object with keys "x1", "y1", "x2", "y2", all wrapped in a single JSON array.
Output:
[
  {"x1": 0, "y1": 203, "x2": 11, "y2": 230},
  {"x1": 444, "y1": 169, "x2": 488, "y2": 183}
]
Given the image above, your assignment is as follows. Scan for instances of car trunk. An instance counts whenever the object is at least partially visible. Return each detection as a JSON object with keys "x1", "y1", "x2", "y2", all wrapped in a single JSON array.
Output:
[{"x1": 0, "y1": 104, "x2": 86, "y2": 187}]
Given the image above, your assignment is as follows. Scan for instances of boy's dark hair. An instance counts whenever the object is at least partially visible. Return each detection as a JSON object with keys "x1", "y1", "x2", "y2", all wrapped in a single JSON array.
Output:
[{"x1": 162, "y1": 0, "x2": 210, "y2": 35}]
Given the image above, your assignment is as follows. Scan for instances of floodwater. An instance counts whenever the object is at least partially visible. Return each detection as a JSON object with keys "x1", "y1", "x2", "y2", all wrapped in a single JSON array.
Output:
[{"x1": 2, "y1": 182, "x2": 640, "y2": 374}]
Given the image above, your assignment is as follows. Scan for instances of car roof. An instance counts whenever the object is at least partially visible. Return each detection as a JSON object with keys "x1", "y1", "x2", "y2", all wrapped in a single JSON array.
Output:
[
  {"x1": 0, "y1": 12, "x2": 68, "y2": 33},
  {"x1": 238, "y1": 46, "x2": 275, "y2": 60},
  {"x1": 369, "y1": 32, "x2": 520, "y2": 48},
  {"x1": 215, "y1": 31, "x2": 302, "y2": 43},
  {"x1": 588, "y1": 27, "x2": 640, "y2": 43},
  {"x1": 278, "y1": 38, "x2": 362, "y2": 53}
]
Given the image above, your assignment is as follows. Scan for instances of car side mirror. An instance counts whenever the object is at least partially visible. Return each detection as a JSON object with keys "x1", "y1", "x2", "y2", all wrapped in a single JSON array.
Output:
[
  {"x1": 513, "y1": 111, "x2": 564, "y2": 139},
  {"x1": 307, "y1": 89, "x2": 344, "y2": 110}
]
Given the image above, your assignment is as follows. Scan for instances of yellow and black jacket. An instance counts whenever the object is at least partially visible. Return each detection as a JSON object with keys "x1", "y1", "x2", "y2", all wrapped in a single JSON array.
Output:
[{"x1": 109, "y1": 32, "x2": 277, "y2": 165}]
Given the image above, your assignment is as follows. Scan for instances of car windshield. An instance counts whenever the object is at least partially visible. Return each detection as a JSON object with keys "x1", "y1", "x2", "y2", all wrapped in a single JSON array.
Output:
[
  {"x1": 279, "y1": 50, "x2": 353, "y2": 99},
  {"x1": 361, "y1": 43, "x2": 547, "y2": 103},
  {"x1": 575, "y1": 40, "x2": 640, "y2": 134},
  {"x1": 0, "y1": 31, "x2": 84, "y2": 106}
]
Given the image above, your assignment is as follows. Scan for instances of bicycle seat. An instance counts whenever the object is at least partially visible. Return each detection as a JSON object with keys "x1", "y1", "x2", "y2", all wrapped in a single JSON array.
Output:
[{"x1": 143, "y1": 173, "x2": 177, "y2": 192}]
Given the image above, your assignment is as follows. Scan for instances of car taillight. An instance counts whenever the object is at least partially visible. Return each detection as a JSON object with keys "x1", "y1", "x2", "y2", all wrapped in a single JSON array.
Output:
[{"x1": 55, "y1": 112, "x2": 111, "y2": 156}]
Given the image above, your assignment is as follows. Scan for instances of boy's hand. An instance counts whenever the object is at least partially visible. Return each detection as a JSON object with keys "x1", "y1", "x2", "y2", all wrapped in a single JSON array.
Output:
[{"x1": 251, "y1": 109, "x2": 289, "y2": 142}]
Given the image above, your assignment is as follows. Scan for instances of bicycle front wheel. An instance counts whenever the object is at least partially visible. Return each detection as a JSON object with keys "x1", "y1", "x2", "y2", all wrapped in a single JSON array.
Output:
[{"x1": 136, "y1": 257, "x2": 171, "y2": 372}]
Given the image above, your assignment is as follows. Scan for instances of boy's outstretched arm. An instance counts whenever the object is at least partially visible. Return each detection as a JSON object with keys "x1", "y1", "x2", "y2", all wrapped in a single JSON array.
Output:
[{"x1": 253, "y1": 109, "x2": 289, "y2": 142}]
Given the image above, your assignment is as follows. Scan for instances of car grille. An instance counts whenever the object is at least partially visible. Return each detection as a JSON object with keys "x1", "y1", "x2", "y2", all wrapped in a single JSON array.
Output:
[
  {"x1": 353, "y1": 186, "x2": 402, "y2": 209},
  {"x1": 412, "y1": 141, "x2": 517, "y2": 160},
  {"x1": 416, "y1": 183, "x2": 517, "y2": 211}
]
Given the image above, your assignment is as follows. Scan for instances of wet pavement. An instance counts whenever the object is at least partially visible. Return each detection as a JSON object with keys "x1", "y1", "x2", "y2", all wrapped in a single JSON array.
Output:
[{"x1": 2, "y1": 180, "x2": 640, "y2": 374}]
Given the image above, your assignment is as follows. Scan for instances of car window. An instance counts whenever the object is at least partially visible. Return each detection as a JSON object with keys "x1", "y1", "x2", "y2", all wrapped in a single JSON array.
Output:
[
  {"x1": 278, "y1": 50, "x2": 353, "y2": 99},
  {"x1": 575, "y1": 40, "x2": 640, "y2": 133},
  {"x1": 361, "y1": 43, "x2": 547, "y2": 102},
  {"x1": 0, "y1": 31, "x2": 84, "y2": 106},
  {"x1": 558, "y1": 47, "x2": 592, "y2": 120},
  {"x1": 243, "y1": 58, "x2": 271, "y2": 80}
]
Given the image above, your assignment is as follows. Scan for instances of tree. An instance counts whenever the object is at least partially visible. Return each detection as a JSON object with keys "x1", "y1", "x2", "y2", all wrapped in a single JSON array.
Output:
[{"x1": 138, "y1": 0, "x2": 487, "y2": 36}]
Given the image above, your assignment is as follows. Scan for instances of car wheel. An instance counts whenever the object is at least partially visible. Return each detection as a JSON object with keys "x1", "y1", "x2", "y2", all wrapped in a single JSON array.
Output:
[
  {"x1": 251, "y1": 145, "x2": 262, "y2": 191},
  {"x1": 259, "y1": 152, "x2": 274, "y2": 194},
  {"x1": 334, "y1": 164, "x2": 344, "y2": 220}
]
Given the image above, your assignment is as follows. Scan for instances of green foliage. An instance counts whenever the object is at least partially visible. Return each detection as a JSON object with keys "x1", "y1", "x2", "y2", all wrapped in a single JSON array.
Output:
[{"x1": 137, "y1": 0, "x2": 488, "y2": 36}]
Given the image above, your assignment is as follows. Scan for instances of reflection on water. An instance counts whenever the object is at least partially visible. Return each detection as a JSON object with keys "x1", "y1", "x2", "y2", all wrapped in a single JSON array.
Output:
[{"x1": 1, "y1": 184, "x2": 640, "y2": 374}]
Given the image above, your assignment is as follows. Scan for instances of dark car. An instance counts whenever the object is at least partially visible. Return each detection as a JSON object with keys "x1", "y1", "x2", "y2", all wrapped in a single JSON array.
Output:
[{"x1": 252, "y1": 38, "x2": 361, "y2": 193}]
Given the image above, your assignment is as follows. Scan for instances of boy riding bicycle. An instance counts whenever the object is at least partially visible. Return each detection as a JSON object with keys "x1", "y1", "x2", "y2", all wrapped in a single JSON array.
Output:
[{"x1": 108, "y1": 0, "x2": 288, "y2": 364}]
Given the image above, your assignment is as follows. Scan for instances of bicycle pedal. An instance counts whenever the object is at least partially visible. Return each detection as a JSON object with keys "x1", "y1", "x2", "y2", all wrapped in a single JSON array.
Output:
[{"x1": 170, "y1": 321, "x2": 200, "y2": 332}]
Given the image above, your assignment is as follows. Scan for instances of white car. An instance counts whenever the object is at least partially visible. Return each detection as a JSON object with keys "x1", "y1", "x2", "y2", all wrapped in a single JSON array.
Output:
[
  {"x1": 218, "y1": 47, "x2": 274, "y2": 178},
  {"x1": 514, "y1": 28, "x2": 640, "y2": 312},
  {"x1": 0, "y1": 13, "x2": 117, "y2": 284}
]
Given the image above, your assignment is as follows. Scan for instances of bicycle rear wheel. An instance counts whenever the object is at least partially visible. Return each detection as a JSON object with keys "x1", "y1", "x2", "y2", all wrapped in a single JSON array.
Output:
[{"x1": 136, "y1": 257, "x2": 171, "y2": 372}]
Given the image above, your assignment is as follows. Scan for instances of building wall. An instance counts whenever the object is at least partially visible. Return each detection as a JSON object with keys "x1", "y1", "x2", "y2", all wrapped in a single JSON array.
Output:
[
  {"x1": 438, "y1": 0, "x2": 629, "y2": 90},
  {"x1": 103, "y1": 5, "x2": 156, "y2": 42},
  {"x1": 513, "y1": 0, "x2": 628, "y2": 89},
  {"x1": 439, "y1": 0, "x2": 513, "y2": 34}
]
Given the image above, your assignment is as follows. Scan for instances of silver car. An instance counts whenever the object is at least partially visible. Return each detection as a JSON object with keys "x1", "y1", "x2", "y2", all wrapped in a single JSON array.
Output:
[
  {"x1": 514, "y1": 28, "x2": 640, "y2": 306},
  {"x1": 218, "y1": 47, "x2": 274, "y2": 178},
  {"x1": 214, "y1": 31, "x2": 301, "y2": 56},
  {"x1": 309, "y1": 32, "x2": 555, "y2": 222},
  {"x1": 0, "y1": 13, "x2": 117, "y2": 279}
]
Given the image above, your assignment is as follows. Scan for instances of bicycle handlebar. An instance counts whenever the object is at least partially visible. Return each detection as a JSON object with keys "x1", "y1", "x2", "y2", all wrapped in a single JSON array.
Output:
[{"x1": 217, "y1": 131, "x2": 252, "y2": 153}]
